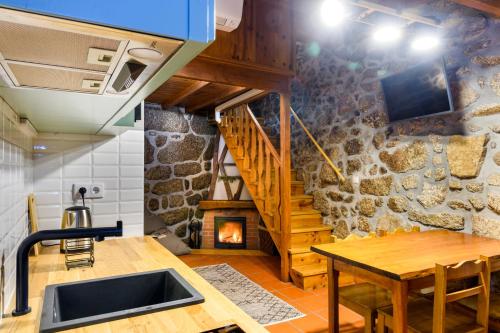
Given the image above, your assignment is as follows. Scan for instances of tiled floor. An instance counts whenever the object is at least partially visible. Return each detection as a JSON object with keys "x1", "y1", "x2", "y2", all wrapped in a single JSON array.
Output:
[{"x1": 180, "y1": 254, "x2": 365, "y2": 333}]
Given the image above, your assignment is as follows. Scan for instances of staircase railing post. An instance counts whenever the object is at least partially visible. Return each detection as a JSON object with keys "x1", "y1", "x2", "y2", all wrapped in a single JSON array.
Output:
[{"x1": 279, "y1": 93, "x2": 292, "y2": 282}]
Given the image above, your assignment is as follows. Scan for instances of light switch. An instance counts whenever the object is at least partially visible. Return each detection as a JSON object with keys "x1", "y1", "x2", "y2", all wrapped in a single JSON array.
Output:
[
  {"x1": 82, "y1": 79, "x2": 102, "y2": 90},
  {"x1": 87, "y1": 47, "x2": 116, "y2": 66}
]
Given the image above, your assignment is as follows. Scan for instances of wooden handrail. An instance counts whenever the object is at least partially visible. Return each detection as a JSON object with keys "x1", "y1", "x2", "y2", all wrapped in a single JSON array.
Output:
[
  {"x1": 246, "y1": 106, "x2": 281, "y2": 162},
  {"x1": 290, "y1": 107, "x2": 345, "y2": 183},
  {"x1": 218, "y1": 104, "x2": 282, "y2": 239}
]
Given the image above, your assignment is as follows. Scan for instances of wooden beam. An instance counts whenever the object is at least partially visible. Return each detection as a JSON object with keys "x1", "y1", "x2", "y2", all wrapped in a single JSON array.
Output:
[
  {"x1": 349, "y1": 0, "x2": 442, "y2": 27},
  {"x1": 207, "y1": 130, "x2": 221, "y2": 200},
  {"x1": 198, "y1": 200, "x2": 257, "y2": 210},
  {"x1": 279, "y1": 93, "x2": 292, "y2": 283},
  {"x1": 186, "y1": 85, "x2": 247, "y2": 113},
  {"x1": 218, "y1": 145, "x2": 234, "y2": 200},
  {"x1": 162, "y1": 79, "x2": 209, "y2": 108},
  {"x1": 215, "y1": 89, "x2": 266, "y2": 113},
  {"x1": 452, "y1": 0, "x2": 500, "y2": 17},
  {"x1": 176, "y1": 56, "x2": 291, "y2": 93}
]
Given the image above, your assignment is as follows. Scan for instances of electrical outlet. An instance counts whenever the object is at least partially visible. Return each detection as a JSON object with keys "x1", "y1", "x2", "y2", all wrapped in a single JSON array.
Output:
[
  {"x1": 89, "y1": 183, "x2": 104, "y2": 199},
  {"x1": 72, "y1": 183, "x2": 104, "y2": 200}
]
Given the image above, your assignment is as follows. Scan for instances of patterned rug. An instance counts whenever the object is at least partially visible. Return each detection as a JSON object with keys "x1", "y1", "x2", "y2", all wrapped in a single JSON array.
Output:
[{"x1": 194, "y1": 263, "x2": 305, "y2": 325}]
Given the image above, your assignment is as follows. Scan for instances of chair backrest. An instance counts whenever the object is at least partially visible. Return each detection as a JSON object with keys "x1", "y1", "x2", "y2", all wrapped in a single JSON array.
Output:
[
  {"x1": 432, "y1": 256, "x2": 495, "y2": 333},
  {"x1": 378, "y1": 225, "x2": 421, "y2": 237},
  {"x1": 331, "y1": 231, "x2": 377, "y2": 243}
]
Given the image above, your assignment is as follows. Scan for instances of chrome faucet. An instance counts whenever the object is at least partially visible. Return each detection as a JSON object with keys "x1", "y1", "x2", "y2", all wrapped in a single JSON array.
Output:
[{"x1": 11, "y1": 221, "x2": 123, "y2": 316}]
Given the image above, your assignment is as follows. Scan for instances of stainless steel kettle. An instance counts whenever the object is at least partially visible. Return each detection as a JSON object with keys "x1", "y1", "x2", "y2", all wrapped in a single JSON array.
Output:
[{"x1": 60, "y1": 206, "x2": 92, "y2": 251}]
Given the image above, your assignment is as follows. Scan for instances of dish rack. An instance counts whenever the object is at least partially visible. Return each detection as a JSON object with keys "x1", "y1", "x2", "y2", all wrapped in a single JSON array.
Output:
[{"x1": 64, "y1": 238, "x2": 95, "y2": 270}]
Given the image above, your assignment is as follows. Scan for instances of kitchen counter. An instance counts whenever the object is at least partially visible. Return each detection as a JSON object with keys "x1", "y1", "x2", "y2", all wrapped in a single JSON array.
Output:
[{"x1": 3, "y1": 237, "x2": 268, "y2": 332}]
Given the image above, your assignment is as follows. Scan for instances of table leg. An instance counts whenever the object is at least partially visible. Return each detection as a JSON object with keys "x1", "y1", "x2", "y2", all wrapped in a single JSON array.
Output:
[
  {"x1": 327, "y1": 258, "x2": 339, "y2": 333},
  {"x1": 391, "y1": 280, "x2": 408, "y2": 333}
]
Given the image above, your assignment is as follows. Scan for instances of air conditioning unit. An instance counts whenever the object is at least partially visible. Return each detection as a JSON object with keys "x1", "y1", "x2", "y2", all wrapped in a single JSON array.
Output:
[{"x1": 216, "y1": 0, "x2": 244, "y2": 32}]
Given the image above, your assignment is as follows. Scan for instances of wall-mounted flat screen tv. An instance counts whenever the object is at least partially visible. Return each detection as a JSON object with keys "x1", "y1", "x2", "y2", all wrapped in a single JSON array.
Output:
[{"x1": 381, "y1": 58, "x2": 454, "y2": 123}]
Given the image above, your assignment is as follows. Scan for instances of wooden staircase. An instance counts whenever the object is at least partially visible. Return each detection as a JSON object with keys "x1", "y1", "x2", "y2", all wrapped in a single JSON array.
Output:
[{"x1": 218, "y1": 103, "x2": 333, "y2": 290}]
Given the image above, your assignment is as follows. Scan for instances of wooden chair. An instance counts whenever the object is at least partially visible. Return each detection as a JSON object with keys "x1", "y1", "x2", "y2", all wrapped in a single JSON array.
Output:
[
  {"x1": 457, "y1": 292, "x2": 500, "y2": 332},
  {"x1": 377, "y1": 256, "x2": 493, "y2": 333},
  {"x1": 455, "y1": 256, "x2": 500, "y2": 332},
  {"x1": 378, "y1": 225, "x2": 421, "y2": 237},
  {"x1": 336, "y1": 227, "x2": 420, "y2": 333}
]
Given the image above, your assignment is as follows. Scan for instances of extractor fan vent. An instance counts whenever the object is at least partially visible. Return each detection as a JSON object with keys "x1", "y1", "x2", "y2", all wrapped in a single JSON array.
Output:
[{"x1": 112, "y1": 60, "x2": 146, "y2": 93}]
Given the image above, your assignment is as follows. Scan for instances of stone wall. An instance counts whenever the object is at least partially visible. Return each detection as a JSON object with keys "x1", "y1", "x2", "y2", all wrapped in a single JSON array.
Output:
[
  {"x1": 258, "y1": 1, "x2": 500, "y2": 243},
  {"x1": 144, "y1": 104, "x2": 215, "y2": 242}
]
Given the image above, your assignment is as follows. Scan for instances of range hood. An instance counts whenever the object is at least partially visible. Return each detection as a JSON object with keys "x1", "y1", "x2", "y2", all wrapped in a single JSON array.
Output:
[
  {"x1": 0, "y1": 16, "x2": 181, "y2": 96},
  {"x1": 0, "y1": 0, "x2": 215, "y2": 135}
]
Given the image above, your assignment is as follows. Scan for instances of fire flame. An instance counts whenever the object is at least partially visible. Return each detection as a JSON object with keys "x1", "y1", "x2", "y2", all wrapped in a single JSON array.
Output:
[{"x1": 218, "y1": 222, "x2": 243, "y2": 244}]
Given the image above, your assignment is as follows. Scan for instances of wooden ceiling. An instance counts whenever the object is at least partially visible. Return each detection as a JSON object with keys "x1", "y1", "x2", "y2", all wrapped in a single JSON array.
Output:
[
  {"x1": 146, "y1": 76, "x2": 248, "y2": 113},
  {"x1": 146, "y1": 0, "x2": 294, "y2": 113}
]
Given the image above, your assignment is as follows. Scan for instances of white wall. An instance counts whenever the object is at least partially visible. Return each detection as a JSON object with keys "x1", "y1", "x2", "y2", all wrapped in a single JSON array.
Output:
[
  {"x1": 33, "y1": 130, "x2": 144, "y2": 238},
  {"x1": 0, "y1": 98, "x2": 33, "y2": 323},
  {"x1": 213, "y1": 136, "x2": 251, "y2": 200}
]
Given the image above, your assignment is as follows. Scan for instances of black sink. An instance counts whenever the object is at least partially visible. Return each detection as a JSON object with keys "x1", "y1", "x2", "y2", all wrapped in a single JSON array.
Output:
[{"x1": 40, "y1": 269, "x2": 204, "y2": 332}]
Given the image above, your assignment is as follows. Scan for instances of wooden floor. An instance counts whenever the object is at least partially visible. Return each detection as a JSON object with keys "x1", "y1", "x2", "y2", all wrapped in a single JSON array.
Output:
[{"x1": 181, "y1": 253, "x2": 365, "y2": 333}]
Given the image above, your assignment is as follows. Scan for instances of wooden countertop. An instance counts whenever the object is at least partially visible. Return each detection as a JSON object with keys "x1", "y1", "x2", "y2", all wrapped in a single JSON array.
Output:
[{"x1": 2, "y1": 237, "x2": 268, "y2": 333}]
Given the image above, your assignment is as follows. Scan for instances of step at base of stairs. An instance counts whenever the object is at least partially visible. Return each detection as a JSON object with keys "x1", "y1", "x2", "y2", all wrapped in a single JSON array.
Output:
[
  {"x1": 291, "y1": 225, "x2": 333, "y2": 234},
  {"x1": 290, "y1": 264, "x2": 356, "y2": 291},
  {"x1": 290, "y1": 229, "x2": 333, "y2": 248},
  {"x1": 290, "y1": 269, "x2": 327, "y2": 291}
]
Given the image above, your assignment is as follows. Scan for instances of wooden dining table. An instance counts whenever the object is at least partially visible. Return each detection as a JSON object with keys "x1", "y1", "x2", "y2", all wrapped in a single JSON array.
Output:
[{"x1": 311, "y1": 230, "x2": 500, "y2": 333}]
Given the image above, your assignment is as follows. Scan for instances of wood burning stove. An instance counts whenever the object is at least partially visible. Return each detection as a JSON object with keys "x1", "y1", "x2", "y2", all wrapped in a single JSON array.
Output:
[{"x1": 214, "y1": 217, "x2": 246, "y2": 249}]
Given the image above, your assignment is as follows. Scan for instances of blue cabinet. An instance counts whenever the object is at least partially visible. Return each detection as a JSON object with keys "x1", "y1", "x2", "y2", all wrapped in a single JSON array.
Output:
[{"x1": 0, "y1": 0, "x2": 215, "y2": 43}]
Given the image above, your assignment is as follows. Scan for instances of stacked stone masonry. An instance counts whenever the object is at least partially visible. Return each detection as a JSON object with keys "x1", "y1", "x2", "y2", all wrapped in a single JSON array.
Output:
[
  {"x1": 144, "y1": 104, "x2": 215, "y2": 243},
  {"x1": 252, "y1": 1, "x2": 500, "y2": 245}
]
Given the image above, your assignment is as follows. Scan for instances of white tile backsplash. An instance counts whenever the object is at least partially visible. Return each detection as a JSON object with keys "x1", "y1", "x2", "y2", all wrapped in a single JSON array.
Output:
[
  {"x1": 33, "y1": 131, "x2": 144, "y2": 237},
  {"x1": 97, "y1": 178, "x2": 119, "y2": 190},
  {"x1": 120, "y1": 153, "x2": 144, "y2": 165},
  {"x1": 93, "y1": 138, "x2": 119, "y2": 153},
  {"x1": 0, "y1": 97, "x2": 34, "y2": 323},
  {"x1": 0, "y1": 108, "x2": 33, "y2": 323},
  {"x1": 120, "y1": 178, "x2": 143, "y2": 189},
  {"x1": 92, "y1": 202, "x2": 119, "y2": 215},
  {"x1": 34, "y1": 178, "x2": 61, "y2": 192},
  {"x1": 120, "y1": 165, "x2": 143, "y2": 177},
  {"x1": 63, "y1": 165, "x2": 92, "y2": 178},
  {"x1": 93, "y1": 153, "x2": 119, "y2": 165},
  {"x1": 93, "y1": 165, "x2": 119, "y2": 178},
  {"x1": 120, "y1": 189, "x2": 143, "y2": 202}
]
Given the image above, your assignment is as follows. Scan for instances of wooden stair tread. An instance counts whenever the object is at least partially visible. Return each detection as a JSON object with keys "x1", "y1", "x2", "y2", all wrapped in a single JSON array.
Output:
[
  {"x1": 291, "y1": 194, "x2": 313, "y2": 200},
  {"x1": 291, "y1": 180, "x2": 304, "y2": 185},
  {"x1": 288, "y1": 246, "x2": 331, "y2": 255},
  {"x1": 292, "y1": 222, "x2": 330, "y2": 230},
  {"x1": 291, "y1": 225, "x2": 333, "y2": 233},
  {"x1": 292, "y1": 263, "x2": 327, "y2": 277},
  {"x1": 288, "y1": 247, "x2": 314, "y2": 254},
  {"x1": 291, "y1": 209, "x2": 322, "y2": 216}
]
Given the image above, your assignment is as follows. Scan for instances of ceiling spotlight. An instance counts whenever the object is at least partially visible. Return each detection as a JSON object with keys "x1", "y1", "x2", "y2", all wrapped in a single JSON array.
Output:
[
  {"x1": 411, "y1": 36, "x2": 440, "y2": 51},
  {"x1": 373, "y1": 26, "x2": 403, "y2": 43},
  {"x1": 321, "y1": 0, "x2": 348, "y2": 27}
]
